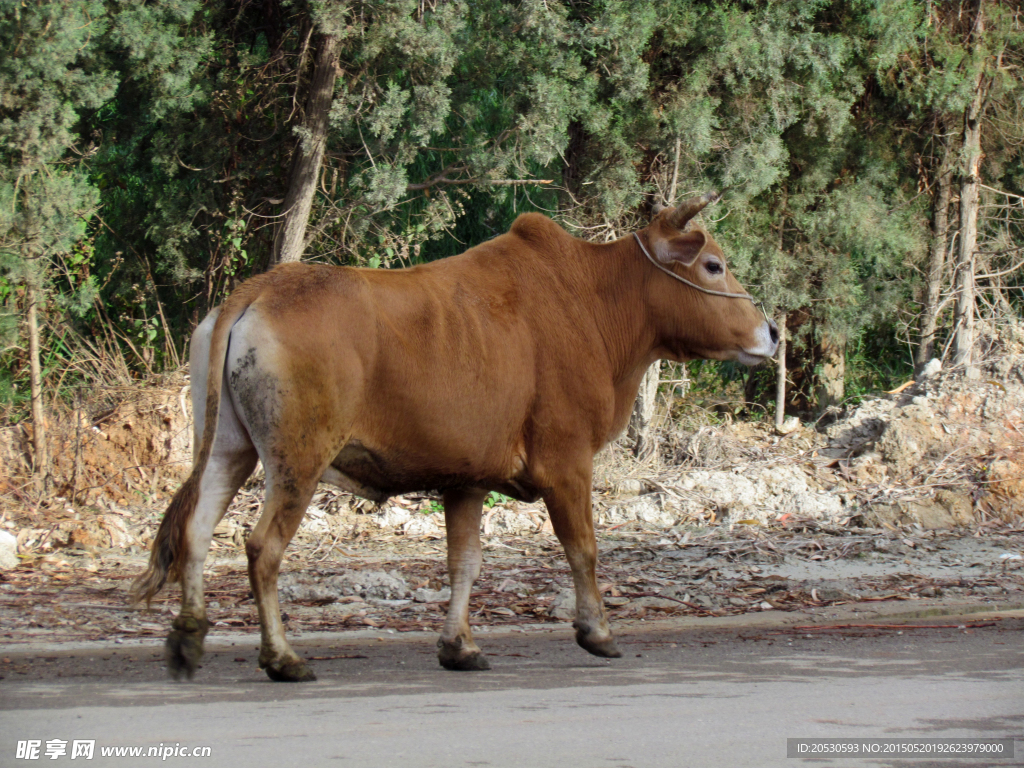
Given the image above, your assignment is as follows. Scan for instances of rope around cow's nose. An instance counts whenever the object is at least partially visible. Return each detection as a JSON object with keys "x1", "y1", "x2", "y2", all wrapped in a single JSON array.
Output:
[{"x1": 633, "y1": 232, "x2": 770, "y2": 323}]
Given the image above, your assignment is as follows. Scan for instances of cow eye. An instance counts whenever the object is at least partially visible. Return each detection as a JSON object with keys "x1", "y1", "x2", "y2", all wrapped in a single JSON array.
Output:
[{"x1": 705, "y1": 261, "x2": 723, "y2": 275}]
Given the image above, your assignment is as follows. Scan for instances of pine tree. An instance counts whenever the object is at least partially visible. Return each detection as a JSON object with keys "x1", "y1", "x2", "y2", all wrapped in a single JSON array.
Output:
[{"x1": 0, "y1": 0, "x2": 116, "y2": 483}]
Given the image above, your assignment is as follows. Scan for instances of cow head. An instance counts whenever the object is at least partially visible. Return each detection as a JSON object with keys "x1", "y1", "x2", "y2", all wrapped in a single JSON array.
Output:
[{"x1": 643, "y1": 193, "x2": 779, "y2": 365}]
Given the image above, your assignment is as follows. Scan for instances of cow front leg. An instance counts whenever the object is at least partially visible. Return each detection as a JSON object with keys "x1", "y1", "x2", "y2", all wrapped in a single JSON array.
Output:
[
  {"x1": 437, "y1": 488, "x2": 490, "y2": 671},
  {"x1": 246, "y1": 475, "x2": 320, "y2": 682},
  {"x1": 167, "y1": 448, "x2": 257, "y2": 679},
  {"x1": 544, "y1": 473, "x2": 622, "y2": 659}
]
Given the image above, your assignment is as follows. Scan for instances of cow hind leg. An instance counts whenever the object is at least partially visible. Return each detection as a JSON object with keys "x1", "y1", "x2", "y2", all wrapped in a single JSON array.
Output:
[
  {"x1": 166, "y1": 447, "x2": 257, "y2": 679},
  {"x1": 437, "y1": 488, "x2": 490, "y2": 671},
  {"x1": 246, "y1": 468, "x2": 323, "y2": 682},
  {"x1": 544, "y1": 473, "x2": 622, "y2": 659}
]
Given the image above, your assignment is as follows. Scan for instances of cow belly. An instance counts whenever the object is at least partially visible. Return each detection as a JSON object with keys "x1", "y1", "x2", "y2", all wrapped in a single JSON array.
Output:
[
  {"x1": 319, "y1": 466, "x2": 390, "y2": 502},
  {"x1": 322, "y1": 440, "x2": 541, "y2": 503},
  {"x1": 324, "y1": 441, "x2": 398, "y2": 500}
]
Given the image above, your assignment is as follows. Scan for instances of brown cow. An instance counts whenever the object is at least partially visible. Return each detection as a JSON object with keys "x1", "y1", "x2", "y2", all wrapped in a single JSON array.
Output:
[{"x1": 131, "y1": 193, "x2": 778, "y2": 682}]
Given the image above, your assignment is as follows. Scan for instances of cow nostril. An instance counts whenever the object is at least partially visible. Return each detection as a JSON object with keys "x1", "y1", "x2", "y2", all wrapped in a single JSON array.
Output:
[{"x1": 768, "y1": 320, "x2": 779, "y2": 346}]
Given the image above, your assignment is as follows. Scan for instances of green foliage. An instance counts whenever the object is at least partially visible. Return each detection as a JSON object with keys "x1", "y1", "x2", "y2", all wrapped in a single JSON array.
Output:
[
  {"x1": 0, "y1": 0, "x2": 1021, "y2": 421},
  {"x1": 485, "y1": 492, "x2": 512, "y2": 509},
  {"x1": 844, "y1": 325, "x2": 915, "y2": 403}
]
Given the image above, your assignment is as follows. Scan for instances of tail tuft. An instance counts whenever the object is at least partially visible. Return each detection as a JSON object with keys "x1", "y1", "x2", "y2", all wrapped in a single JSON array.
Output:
[{"x1": 129, "y1": 474, "x2": 201, "y2": 607}]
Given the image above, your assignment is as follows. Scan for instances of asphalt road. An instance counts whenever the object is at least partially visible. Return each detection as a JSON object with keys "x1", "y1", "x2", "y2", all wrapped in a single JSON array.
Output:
[{"x1": 2, "y1": 609, "x2": 1022, "y2": 768}]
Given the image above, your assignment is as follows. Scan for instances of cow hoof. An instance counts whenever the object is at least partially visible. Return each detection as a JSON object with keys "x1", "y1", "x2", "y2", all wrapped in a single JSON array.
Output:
[
  {"x1": 437, "y1": 637, "x2": 490, "y2": 671},
  {"x1": 438, "y1": 650, "x2": 491, "y2": 671},
  {"x1": 165, "y1": 616, "x2": 209, "y2": 680},
  {"x1": 575, "y1": 629, "x2": 622, "y2": 659},
  {"x1": 263, "y1": 660, "x2": 317, "y2": 683}
]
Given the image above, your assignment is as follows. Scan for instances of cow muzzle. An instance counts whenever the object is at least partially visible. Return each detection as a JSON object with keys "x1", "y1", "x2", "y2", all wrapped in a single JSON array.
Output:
[{"x1": 739, "y1": 318, "x2": 780, "y2": 365}]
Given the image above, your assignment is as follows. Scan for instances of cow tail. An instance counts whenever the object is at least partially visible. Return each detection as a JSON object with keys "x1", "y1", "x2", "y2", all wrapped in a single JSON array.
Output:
[{"x1": 130, "y1": 280, "x2": 266, "y2": 607}]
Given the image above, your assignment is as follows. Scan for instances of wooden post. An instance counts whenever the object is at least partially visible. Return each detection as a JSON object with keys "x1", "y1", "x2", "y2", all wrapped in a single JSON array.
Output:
[
  {"x1": 774, "y1": 313, "x2": 788, "y2": 433},
  {"x1": 26, "y1": 282, "x2": 48, "y2": 489}
]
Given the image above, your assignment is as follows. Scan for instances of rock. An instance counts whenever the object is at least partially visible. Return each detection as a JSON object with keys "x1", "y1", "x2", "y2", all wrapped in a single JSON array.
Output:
[
  {"x1": 483, "y1": 508, "x2": 542, "y2": 536},
  {"x1": 776, "y1": 416, "x2": 801, "y2": 435},
  {"x1": 340, "y1": 570, "x2": 410, "y2": 600},
  {"x1": 919, "y1": 358, "x2": 942, "y2": 379},
  {"x1": 673, "y1": 465, "x2": 842, "y2": 525},
  {"x1": 600, "y1": 495, "x2": 675, "y2": 528},
  {"x1": 935, "y1": 490, "x2": 974, "y2": 526},
  {"x1": 548, "y1": 589, "x2": 575, "y2": 620},
  {"x1": 412, "y1": 586, "x2": 451, "y2": 603},
  {"x1": 851, "y1": 452, "x2": 888, "y2": 484},
  {"x1": 0, "y1": 530, "x2": 17, "y2": 570},
  {"x1": 878, "y1": 404, "x2": 946, "y2": 469},
  {"x1": 824, "y1": 398, "x2": 893, "y2": 453},
  {"x1": 659, "y1": 585, "x2": 692, "y2": 600},
  {"x1": 495, "y1": 579, "x2": 532, "y2": 595},
  {"x1": 987, "y1": 460, "x2": 1024, "y2": 520},
  {"x1": 402, "y1": 515, "x2": 442, "y2": 537},
  {"x1": 279, "y1": 570, "x2": 410, "y2": 603},
  {"x1": 632, "y1": 596, "x2": 682, "y2": 611},
  {"x1": 865, "y1": 490, "x2": 973, "y2": 530},
  {"x1": 613, "y1": 478, "x2": 645, "y2": 497},
  {"x1": 374, "y1": 506, "x2": 413, "y2": 529}
]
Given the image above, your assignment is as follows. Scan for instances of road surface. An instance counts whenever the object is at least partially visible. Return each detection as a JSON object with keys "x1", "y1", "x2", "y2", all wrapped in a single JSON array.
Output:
[{"x1": 2, "y1": 608, "x2": 1022, "y2": 768}]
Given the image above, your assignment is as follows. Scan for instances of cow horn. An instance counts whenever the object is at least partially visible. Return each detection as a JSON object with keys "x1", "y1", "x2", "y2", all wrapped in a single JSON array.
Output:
[{"x1": 666, "y1": 191, "x2": 721, "y2": 230}]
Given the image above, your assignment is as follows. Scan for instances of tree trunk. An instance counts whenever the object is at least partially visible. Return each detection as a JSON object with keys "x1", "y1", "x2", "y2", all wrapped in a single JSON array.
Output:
[
  {"x1": 26, "y1": 282, "x2": 49, "y2": 488},
  {"x1": 953, "y1": 17, "x2": 987, "y2": 372},
  {"x1": 916, "y1": 142, "x2": 953, "y2": 370},
  {"x1": 628, "y1": 362, "x2": 661, "y2": 459},
  {"x1": 273, "y1": 34, "x2": 340, "y2": 264},
  {"x1": 774, "y1": 313, "x2": 787, "y2": 433},
  {"x1": 816, "y1": 333, "x2": 846, "y2": 414}
]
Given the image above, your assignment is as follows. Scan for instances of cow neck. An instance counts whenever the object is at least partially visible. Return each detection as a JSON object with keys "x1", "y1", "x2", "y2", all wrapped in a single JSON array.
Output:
[
  {"x1": 626, "y1": 228, "x2": 713, "y2": 364},
  {"x1": 582, "y1": 234, "x2": 663, "y2": 386}
]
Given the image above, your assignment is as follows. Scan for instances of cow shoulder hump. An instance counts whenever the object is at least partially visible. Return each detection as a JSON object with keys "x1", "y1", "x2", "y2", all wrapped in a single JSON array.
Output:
[{"x1": 509, "y1": 212, "x2": 562, "y2": 244}]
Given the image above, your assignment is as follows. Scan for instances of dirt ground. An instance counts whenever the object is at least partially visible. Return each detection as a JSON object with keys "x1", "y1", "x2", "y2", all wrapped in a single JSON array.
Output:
[{"x1": 1, "y1": 518, "x2": 1021, "y2": 662}]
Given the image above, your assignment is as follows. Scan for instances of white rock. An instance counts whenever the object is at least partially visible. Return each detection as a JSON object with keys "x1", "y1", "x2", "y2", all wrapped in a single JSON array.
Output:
[
  {"x1": 279, "y1": 570, "x2": 410, "y2": 602},
  {"x1": 374, "y1": 506, "x2": 412, "y2": 529},
  {"x1": 776, "y1": 416, "x2": 802, "y2": 435},
  {"x1": 403, "y1": 515, "x2": 441, "y2": 537},
  {"x1": 600, "y1": 495, "x2": 675, "y2": 528},
  {"x1": 412, "y1": 586, "x2": 451, "y2": 603},
  {"x1": 920, "y1": 358, "x2": 942, "y2": 379},
  {"x1": 0, "y1": 529, "x2": 17, "y2": 570},
  {"x1": 548, "y1": 589, "x2": 575, "y2": 620},
  {"x1": 484, "y1": 509, "x2": 540, "y2": 536}
]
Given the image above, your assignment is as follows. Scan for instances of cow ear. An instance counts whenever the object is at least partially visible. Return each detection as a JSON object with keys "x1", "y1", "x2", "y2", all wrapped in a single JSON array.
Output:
[{"x1": 654, "y1": 230, "x2": 707, "y2": 267}]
